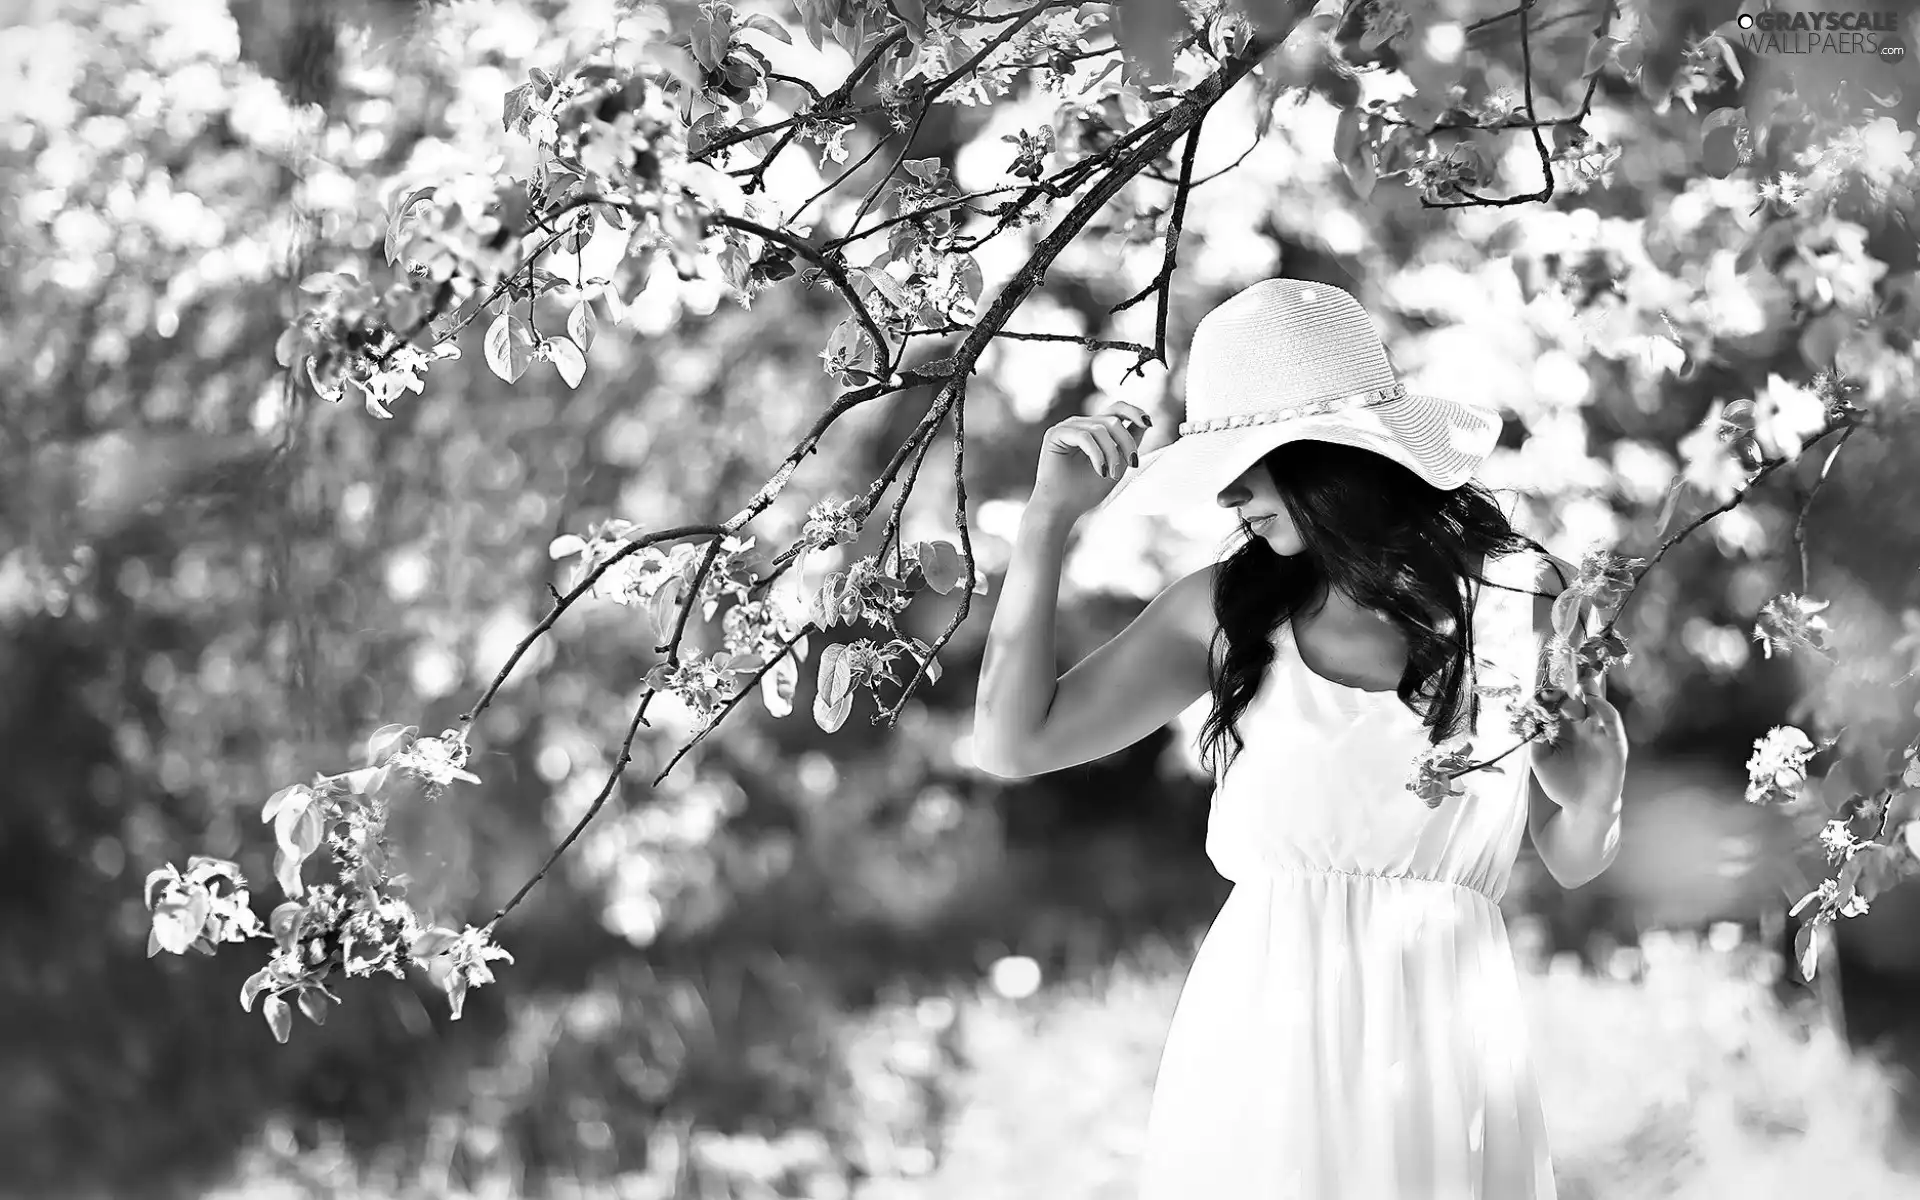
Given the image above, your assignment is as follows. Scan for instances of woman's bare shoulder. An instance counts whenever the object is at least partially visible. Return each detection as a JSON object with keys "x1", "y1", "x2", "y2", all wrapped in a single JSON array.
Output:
[{"x1": 1169, "y1": 561, "x2": 1221, "y2": 644}]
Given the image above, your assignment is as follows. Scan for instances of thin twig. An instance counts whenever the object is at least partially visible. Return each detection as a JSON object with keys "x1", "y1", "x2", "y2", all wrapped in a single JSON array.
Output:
[
  {"x1": 1795, "y1": 424, "x2": 1855, "y2": 593},
  {"x1": 694, "y1": 32, "x2": 906, "y2": 162},
  {"x1": 1618, "y1": 421, "x2": 1854, "y2": 625},
  {"x1": 459, "y1": 523, "x2": 724, "y2": 727},
  {"x1": 879, "y1": 385, "x2": 972, "y2": 719},
  {"x1": 481, "y1": 26, "x2": 1291, "y2": 925},
  {"x1": 905, "y1": 323, "x2": 1154, "y2": 357},
  {"x1": 653, "y1": 624, "x2": 814, "y2": 785},
  {"x1": 1421, "y1": 0, "x2": 1557, "y2": 209},
  {"x1": 844, "y1": 2, "x2": 1056, "y2": 235},
  {"x1": 1112, "y1": 120, "x2": 1203, "y2": 375}
]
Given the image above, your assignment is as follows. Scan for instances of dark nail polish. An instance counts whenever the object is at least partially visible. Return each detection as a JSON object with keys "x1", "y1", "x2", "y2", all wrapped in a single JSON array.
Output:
[
  {"x1": 1142, "y1": 415, "x2": 1153, "y2": 427},
  {"x1": 1130, "y1": 452, "x2": 1139, "y2": 467}
]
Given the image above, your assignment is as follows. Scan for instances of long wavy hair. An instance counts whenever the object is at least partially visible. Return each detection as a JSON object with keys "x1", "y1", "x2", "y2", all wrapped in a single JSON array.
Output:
[{"x1": 1198, "y1": 440, "x2": 1549, "y2": 776}]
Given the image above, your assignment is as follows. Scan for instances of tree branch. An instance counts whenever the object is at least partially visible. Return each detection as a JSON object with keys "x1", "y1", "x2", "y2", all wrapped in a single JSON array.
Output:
[
  {"x1": 1111, "y1": 119, "x2": 1203, "y2": 375},
  {"x1": 459, "y1": 523, "x2": 725, "y2": 729},
  {"x1": 477, "y1": 23, "x2": 1291, "y2": 926},
  {"x1": 1796, "y1": 424, "x2": 1855, "y2": 593}
]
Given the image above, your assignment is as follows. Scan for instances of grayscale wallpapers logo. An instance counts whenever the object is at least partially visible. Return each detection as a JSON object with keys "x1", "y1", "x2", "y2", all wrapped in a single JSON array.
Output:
[{"x1": 1734, "y1": 9, "x2": 1907, "y2": 60}]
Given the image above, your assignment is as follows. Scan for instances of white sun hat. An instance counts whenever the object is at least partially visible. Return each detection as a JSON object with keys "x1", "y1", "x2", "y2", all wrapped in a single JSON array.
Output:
[{"x1": 1094, "y1": 278, "x2": 1504, "y2": 518}]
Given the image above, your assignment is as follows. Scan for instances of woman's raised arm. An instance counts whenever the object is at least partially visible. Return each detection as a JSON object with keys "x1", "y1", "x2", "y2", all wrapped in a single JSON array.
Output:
[{"x1": 970, "y1": 402, "x2": 1215, "y2": 779}]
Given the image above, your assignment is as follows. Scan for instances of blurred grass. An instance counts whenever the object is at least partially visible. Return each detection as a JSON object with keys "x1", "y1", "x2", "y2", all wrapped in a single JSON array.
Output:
[
  {"x1": 208, "y1": 919, "x2": 1920, "y2": 1199},
  {"x1": 196, "y1": 878, "x2": 1920, "y2": 1200},
  {"x1": 865, "y1": 921, "x2": 1919, "y2": 1200}
]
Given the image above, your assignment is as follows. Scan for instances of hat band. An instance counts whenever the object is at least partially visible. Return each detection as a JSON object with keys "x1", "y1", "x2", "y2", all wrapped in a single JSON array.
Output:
[{"x1": 1178, "y1": 382, "x2": 1407, "y2": 436}]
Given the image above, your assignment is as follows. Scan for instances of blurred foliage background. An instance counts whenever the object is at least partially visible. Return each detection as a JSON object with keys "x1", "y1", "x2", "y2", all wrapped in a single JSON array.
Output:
[{"x1": 4, "y1": 0, "x2": 1920, "y2": 1196}]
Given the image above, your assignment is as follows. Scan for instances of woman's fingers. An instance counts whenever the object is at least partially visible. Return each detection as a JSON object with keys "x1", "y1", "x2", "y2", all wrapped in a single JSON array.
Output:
[
  {"x1": 1102, "y1": 400, "x2": 1154, "y2": 433},
  {"x1": 1095, "y1": 412, "x2": 1141, "y2": 464},
  {"x1": 1062, "y1": 426, "x2": 1118, "y2": 478},
  {"x1": 1080, "y1": 420, "x2": 1127, "y2": 477}
]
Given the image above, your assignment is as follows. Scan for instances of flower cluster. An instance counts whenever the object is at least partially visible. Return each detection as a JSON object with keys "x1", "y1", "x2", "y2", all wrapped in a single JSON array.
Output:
[
  {"x1": 148, "y1": 719, "x2": 511, "y2": 1042},
  {"x1": 1509, "y1": 690, "x2": 1568, "y2": 748},
  {"x1": 801, "y1": 498, "x2": 864, "y2": 551},
  {"x1": 1407, "y1": 740, "x2": 1478, "y2": 809},
  {"x1": 1752, "y1": 592, "x2": 1832, "y2": 660},
  {"x1": 1745, "y1": 725, "x2": 1817, "y2": 805},
  {"x1": 389, "y1": 729, "x2": 481, "y2": 790}
]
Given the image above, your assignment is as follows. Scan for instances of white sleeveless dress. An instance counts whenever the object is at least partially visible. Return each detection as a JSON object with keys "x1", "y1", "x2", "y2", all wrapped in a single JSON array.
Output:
[{"x1": 1138, "y1": 550, "x2": 1557, "y2": 1200}]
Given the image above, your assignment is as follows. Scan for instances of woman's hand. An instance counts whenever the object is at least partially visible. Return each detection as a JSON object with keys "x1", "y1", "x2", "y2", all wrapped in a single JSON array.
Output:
[
  {"x1": 1531, "y1": 669, "x2": 1628, "y2": 814},
  {"x1": 1030, "y1": 400, "x2": 1153, "y2": 522}
]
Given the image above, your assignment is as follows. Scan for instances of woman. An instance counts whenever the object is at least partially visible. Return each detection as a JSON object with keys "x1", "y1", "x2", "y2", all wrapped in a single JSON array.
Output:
[{"x1": 971, "y1": 278, "x2": 1627, "y2": 1199}]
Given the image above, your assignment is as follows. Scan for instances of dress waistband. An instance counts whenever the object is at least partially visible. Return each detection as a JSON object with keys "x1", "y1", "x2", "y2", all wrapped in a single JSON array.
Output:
[{"x1": 1222, "y1": 861, "x2": 1504, "y2": 904}]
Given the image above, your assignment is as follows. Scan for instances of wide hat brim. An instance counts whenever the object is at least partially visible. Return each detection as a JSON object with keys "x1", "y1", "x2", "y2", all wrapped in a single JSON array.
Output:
[{"x1": 1092, "y1": 393, "x2": 1503, "y2": 518}]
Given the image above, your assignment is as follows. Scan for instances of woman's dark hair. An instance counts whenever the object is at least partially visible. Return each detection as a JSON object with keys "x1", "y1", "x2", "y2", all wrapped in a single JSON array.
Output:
[{"x1": 1198, "y1": 440, "x2": 1548, "y2": 775}]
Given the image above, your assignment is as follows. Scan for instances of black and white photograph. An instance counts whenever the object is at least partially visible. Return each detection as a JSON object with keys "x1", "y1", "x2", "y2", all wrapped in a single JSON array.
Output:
[{"x1": 4, "y1": 1, "x2": 1920, "y2": 1197}]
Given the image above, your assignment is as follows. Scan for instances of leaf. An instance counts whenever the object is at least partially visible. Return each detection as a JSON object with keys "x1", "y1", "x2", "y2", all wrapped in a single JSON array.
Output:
[
  {"x1": 649, "y1": 576, "x2": 684, "y2": 641},
  {"x1": 297, "y1": 989, "x2": 330, "y2": 1026},
  {"x1": 274, "y1": 324, "x2": 305, "y2": 368},
  {"x1": 447, "y1": 973, "x2": 472, "y2": 1020},
  {"x1": 918, "y1": 540, "x2": 963, "y2": 594},
  {"x1": 297, "y1": 271, "x2": 351, "y2": 295},
  {"x1": 367, "y1": 723, "x2": 416, "y2": 766},
  {"x1": 814, "y1": 643, "x2": 854, "y2": 733},
  {"x1": 264, "y1": 994, "x2": 293, "y2": 1043},
  {"x1": 796, "y1": 0, "x2": 826, "y2": 49},
  {"x1": 548, "y1": 337, "x2": 587, "y2": 388},
  {"x1": 240, "y1": 968, "x2": 272, "y2": 1013},
  {"x1": 1334, "y1": 106, "x2": 1376, "y2": 200},
  {"x1": 274, "y1": 846, "x2": 304, "y2": 900},
  {"x1": 957, "y1": 255, "x2": 984, "y2": 306},
  {"x1": 741, "y1": 13, "x2": 792, "y2": 43},
  {"x1": 262, "y1": 784, "x2": 306, "y2": 825},
  {"x1": 274, "y1": 794, "x2": 322, "y2": 862},
  {"x1": 502, "y1": 82, "x2": 533, "y2": 133},
  {"x1": 388, "y1": 183, "x2": 437, "y2": 224},
  {"x1": 1701, "y1": 124, "x2": 1741, "y2": 179},
  {"x1": 384, "y1": 186, "x2": 437, "y2": 264},
  {"x1": 1583, "y1": 35, "x2": 1622, "y2": 78},
  {"x1": 860, "y1": 266, "x2": 912, "y2": 315},
  {"x1": 146, "y1": 928, "x2": 162, "y2": 958},
  {"x1": 810, "y1": 574, "x2": 844, "y2": 628},
  {"x1": 909, "y1": 639, "x2": 942, "y2": 686},
  {"x1": 410, "y1": 927, "x2": 460, "y2": 959},
  {"x1": 484, "y1": 313, "x2": 535, "y2": 383},
  {"x1": 269, "y1": 902, "x2": 303, "y2": 951},
  {"x1": 762, "y1": 654, "x2": 798, "y2": 718},
  {"x1": 1795, "y1": 920, "x2": 1823, "y2": 981},
  {"x1": 567, "y1": 301, "x2": 597, "y2": 352}
]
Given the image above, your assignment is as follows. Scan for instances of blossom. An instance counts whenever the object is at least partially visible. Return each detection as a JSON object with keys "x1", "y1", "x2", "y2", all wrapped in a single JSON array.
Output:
[
  {"x1": 391, "y1": 733, "x2": 480, "y2": 789},
  {"x1": 1817, "y1": 818, "x2": 1859, "y2": 863},
  {"x1": 1407, "y1": 740, "x2": 1477, "y2": 809},
  {"x1": 1677, "y1": 401, "x2": 1748, "y2": 502},
  {"x1": 1745, "y1": 725, "x2": 1814, "y2": 804},
  {"x1": 802, "y1": 497, "x2": 862, "y2": 550},
  {"x1": 1752, "y1": 593, "x2": 1832, "y2": 660},
  {"x1": 1749, "y1": 374, "x2": 1828, "y2": 458}
]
